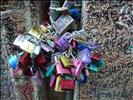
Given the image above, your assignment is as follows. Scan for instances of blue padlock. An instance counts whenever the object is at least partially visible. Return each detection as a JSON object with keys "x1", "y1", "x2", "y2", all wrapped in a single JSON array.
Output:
[
  {"x1": 70, "y1": 8, "x2": 80, "y2": 22},
  {"x1": 77, "y1": 43, "x2": 88, "y2": 50},
  {"x1": 8, "y1": 55, "x2": 18, "y2": 69}
]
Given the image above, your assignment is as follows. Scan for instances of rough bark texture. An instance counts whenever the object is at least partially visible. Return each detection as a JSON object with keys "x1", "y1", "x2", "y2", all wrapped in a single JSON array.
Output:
[{"x1": 79, "y1": 0, "x2": 133, "y2": 100}]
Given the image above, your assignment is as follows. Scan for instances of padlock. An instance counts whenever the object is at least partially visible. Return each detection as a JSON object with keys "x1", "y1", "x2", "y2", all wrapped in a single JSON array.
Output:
[
  {"x1": 52, "y1": 15, "x2": 74, "y2": 35},
  {"x1": 70, "y1": 39, "x2": 77, "y2": 48},
  {"x1": 71, "y1": 58, "x2": 84, "y2": 76},
  {"x1": 55, "y1": 76, "x2": 62, "y2": 92},
  {"x1": 96, "y1": 58, "x2": 106, "y2": 68},
  {"x1": 60, "y1": 55, "x2": 73, "y2": 68},
  {"x1": 13, "y1": 35, "x2": 25, "y2": 47},
  {"x1": 20, "y1": 40, "x2": 36, "y2": 53},
  {"x1": 61, "y1": 79, "x2": 75, "y2": 90},
  {"x1": 29, "y1": 26, "x2": 44, "y2": 39},
  {"x1": 89, "y1": 63, "x2": 98, "y2": 72},
  {"x1": 18, "y1": 52, "x2": 32, "y2": 70},
  {"x1": 8, "y1": 55, "x2": 18, "y2": 69},
  {"x1": 34, "y1": 53, "x2": 47, "y2": 67},
  {"x1": 56, "y1": 61, "x2": 70, "y2": 75},
  {"x1": 91, "y1": 52, "x2": 101, "y2": 61},
  {"x1": 33, "y1": 45, "x2": 41, "y2": 55},
  {"x1": 13, "y1": 35, "x2": 35, "y2": 53},
  {"x1": 40, "y1": 42, "x2": 55, "y2": 53},
  {"x1": 45, "y1": 64, "x2": 55, "y2": 77},
  {"x1": 55, "y1": 36, "x2": 69, "y2": 52},
  {"x1": 70, "y1": 8, "x2": 81, "y2": 22},
  {"x1": 50, "y1": 75, "x2": 56, "y2": 88},
  {"x1": 77, "y1": 43, "x2": 88, "y2": 50},
  {"x1": 78, "y1": 48, "x2": 91, "y2": 64}
]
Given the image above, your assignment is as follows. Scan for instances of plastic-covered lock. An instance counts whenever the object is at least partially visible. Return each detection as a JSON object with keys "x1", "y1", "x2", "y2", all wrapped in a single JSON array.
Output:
[
  {"x1": 20, "y1": 40, "x2": 36, "y2": 53},
  {"x1": 52, "y1": 15, "x2": 74, "y2": 35},
  {"x1": 60, "y1": 55, "x2": 73, "y2": 68}
]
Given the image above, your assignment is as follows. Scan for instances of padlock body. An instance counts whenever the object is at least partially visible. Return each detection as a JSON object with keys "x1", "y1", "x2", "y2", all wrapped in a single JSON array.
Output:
[
  {"x1": 61, "y1": 79, "x2": 75, "y2": 90},
  {"x1": 60, "y1": 55, "x2": 73, "y2": 68}
]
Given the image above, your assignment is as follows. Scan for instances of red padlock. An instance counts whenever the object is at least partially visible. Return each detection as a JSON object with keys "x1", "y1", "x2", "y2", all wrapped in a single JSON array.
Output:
[
  {"x1": 34, "y1": 53, "x2": 47, "y2": 67},
  {"x1": 91, "y1": 52, "x2": 101, "y2": 61},
  {"x1": 61, "y1": 79, "x2": 75, "y2": 90},
  {"x1": 70, "y1": 39, "x2": 77, "y2": 48},
  {"x1": 18, "y1": 52, "x2": 32, "y2": 70}
]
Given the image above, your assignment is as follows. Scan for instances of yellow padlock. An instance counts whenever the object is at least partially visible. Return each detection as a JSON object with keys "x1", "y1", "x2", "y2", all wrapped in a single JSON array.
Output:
[
  {"x1": 29, "y1": 25, "x2": 47, "y2": 39},
  {"x1": 60, "y1": 55, "x2": 73, "y2": 68},
  {"x1": 55, "y1": 76, "x2": 63, "y2": 92}
]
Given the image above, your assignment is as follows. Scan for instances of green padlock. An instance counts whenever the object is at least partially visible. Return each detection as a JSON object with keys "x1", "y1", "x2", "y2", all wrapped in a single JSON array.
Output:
[
  {"x1": 96, "y1": 58, "x2": 106, "y2": 68},
  {"x1": 89, "y1": 63, "x2": 98, "y2": 72}
]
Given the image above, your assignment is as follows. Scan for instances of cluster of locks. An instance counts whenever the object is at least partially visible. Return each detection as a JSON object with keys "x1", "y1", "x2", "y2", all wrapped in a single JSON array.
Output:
[{"x1": 8, "y1": 1, "x2": 106, "y2": 91}]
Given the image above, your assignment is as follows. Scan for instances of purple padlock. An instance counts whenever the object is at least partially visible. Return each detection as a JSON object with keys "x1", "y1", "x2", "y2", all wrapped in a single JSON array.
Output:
[
  {"x1": 78, "y1": 48, "x2": 91, "y2": 64},
  {"x1": 71, "y1": 58, "x2": 84, "y2": 76},
  {"x1": 56, "y1": 36, "x2": 69, "y2": 51}
]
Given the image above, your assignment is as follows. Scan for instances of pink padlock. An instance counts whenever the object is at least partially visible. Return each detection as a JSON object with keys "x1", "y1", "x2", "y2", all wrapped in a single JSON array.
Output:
[
  {"x1": 50, "y1": 75, "x2": 56, "y2": 88},
  {"x1": 71, "y1": 58, "x2": 84, "y2": 76},
  {"x1": 56, "y1": 61, "x2": 71, "y2": 75}
]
